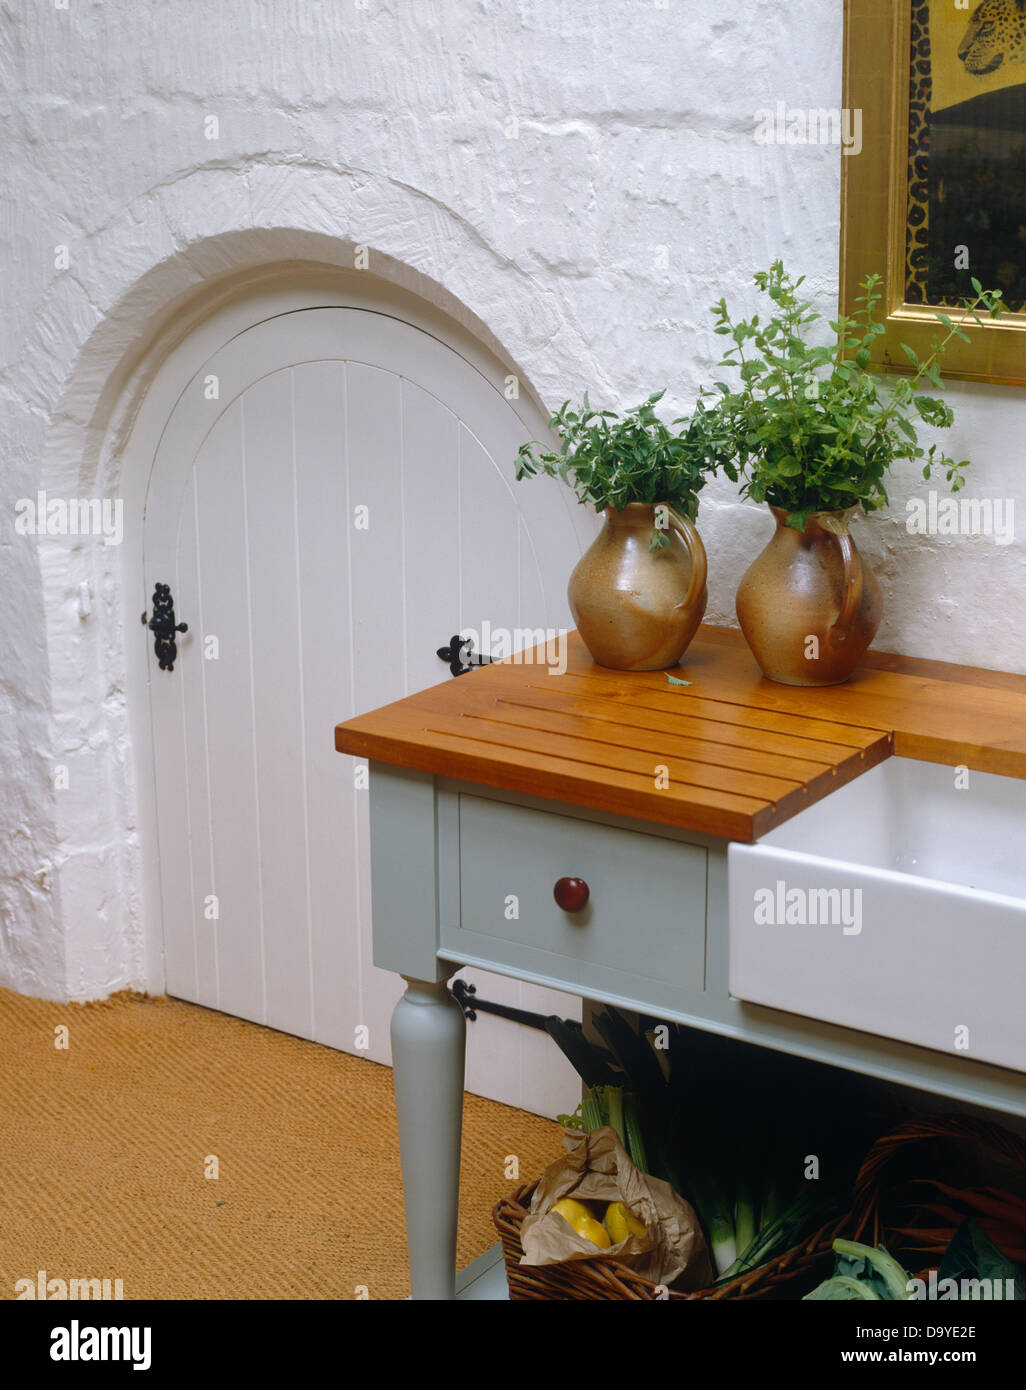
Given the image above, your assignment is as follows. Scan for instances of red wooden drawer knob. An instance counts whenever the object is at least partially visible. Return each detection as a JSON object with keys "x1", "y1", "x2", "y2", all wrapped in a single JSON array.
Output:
[{"x1": 553, "y1": 877, "x2": 590, "y2": 912}]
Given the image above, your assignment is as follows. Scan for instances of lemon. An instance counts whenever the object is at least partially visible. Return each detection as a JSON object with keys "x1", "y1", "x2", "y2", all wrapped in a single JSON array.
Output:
[
  {"x1": 604, "y1": 1200, "x2": 647, "y2": 1244},
  {"x1": 549, "y1": 1197, "x2": 612, "y2": 1248},
  {"x1": 577, "y1": 1216, "x2": 612, "y2": 1248},
  {"x1": 549, "y1": 1197, "x2": 594, "y2": 1226}
]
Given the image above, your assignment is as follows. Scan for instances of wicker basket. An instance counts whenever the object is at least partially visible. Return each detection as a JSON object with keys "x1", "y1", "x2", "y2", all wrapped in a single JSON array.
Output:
[
  {"x1": 493, "y1": 1114, "x2": 1026, "y2": 1299},
  {"x1": 492, "y1": 1182, "x2": 846, "y2": 1300},
  {"x1": 844, "y1": 1113, "x2": 1026, "y2": 1258}
]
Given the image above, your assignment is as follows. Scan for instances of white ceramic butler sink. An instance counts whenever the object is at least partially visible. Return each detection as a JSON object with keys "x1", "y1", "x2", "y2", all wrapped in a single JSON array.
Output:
[{"x1": 729, "y1": 757, "x2": 1026, "y2": 1075}]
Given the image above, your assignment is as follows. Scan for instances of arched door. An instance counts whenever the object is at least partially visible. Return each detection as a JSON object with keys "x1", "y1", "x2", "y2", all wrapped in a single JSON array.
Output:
[{"x1": 140, "y1": 291, "x2": 592, "y2": 1114}]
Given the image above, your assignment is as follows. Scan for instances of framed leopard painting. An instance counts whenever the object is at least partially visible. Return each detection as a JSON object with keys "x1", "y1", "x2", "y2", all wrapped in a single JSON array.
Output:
[{"x1": 842, "y1": 0, "x2": 1026, "y2": 385}]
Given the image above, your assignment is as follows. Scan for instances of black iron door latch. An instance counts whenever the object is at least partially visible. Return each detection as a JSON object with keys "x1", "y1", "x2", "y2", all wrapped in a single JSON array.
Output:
[{"x1": 143, "y1": 583, "x2": 188, "y2": 672}]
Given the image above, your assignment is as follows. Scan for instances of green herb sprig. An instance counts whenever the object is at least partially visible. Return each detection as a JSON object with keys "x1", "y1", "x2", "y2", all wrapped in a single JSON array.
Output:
[
  {"x1": 704, "y1": 261, "x2": 1002, "y2": 531},
  {"x1": 515, "y1": 390, "x2": 725, "y2": 549}
]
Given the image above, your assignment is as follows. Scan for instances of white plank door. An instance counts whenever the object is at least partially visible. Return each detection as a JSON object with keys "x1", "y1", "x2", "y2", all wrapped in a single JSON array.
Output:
[{"x1": 142, "y1": 301, "x2": 592, "y2": 1116}]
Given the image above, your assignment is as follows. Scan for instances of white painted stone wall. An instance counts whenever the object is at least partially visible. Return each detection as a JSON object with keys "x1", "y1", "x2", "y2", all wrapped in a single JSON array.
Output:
[{"x1": 2, "y1": 1, "x2": 1024, "y2": 1000}]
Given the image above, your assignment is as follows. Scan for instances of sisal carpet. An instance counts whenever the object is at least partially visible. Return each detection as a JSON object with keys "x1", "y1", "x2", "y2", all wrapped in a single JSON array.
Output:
[{"x1": 0, "y1": 986, "x2": 562, "y2": 1300}]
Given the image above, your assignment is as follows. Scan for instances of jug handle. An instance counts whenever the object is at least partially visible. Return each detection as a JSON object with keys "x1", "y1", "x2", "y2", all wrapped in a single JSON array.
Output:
[
  {"x1": 820, "y1": 513, "x2": 863, "y2": 647},
  {"x1": 666, "y1": 507, "x2": 708, "y2": 614}
]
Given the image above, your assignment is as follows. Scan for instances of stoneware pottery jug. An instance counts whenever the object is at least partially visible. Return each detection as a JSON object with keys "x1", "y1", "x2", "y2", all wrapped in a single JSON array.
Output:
[
  {"x1": 735, "y1": 505, "x2": 882, "y2": 686},
  {"x1": 568, "y1": 502, "x2": 708, "y2": 671}
]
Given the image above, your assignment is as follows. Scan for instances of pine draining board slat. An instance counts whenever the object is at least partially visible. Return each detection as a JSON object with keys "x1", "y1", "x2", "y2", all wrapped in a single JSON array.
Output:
[
  {"x1": 498, "y1": 684, "x2": 865, "y2": 770},
  {"x1": 545, "y1": 672, "x2": 886, "y2": 749},
  {"x1": 464, "y1": 689, "x2": 835, "y2": 784}
]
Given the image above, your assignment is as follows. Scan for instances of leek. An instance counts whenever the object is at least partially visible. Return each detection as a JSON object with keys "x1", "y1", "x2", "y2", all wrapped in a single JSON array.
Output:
[
  {"x1": 582, "y1": 1089, "x2": 604, "y2": 1133},
  {"x1": 604, "y1": 1085, "x2": 627, "y2": 1150},
  {"x1": 733, "y1": 1173, "x2": 757, "y2": 1265},
  {"x1": 582, "y1": 1085, "x2": 630, "y2": 1159},
  {"x1": 623, "y1": 1092, "x2": 649, "y2": 1174},
  {"x1": 707, "y1": 1216, "x2": 737, "y2": 1278},
  {"x1": 721, "y1": 1186, "x2": 835, "y2": 1282},
  {"x1": 689, "y1": 1166, "x2": 737, "y2": 1277}
]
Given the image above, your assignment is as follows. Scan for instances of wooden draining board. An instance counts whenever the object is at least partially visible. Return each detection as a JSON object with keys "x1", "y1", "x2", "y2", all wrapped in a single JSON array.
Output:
[
  {"x1": 336, "y1": 625, "x2": 1026, "y2": 841},
  {"x1": 335, "y1": 629, "x2": 907, "y2": 842}
]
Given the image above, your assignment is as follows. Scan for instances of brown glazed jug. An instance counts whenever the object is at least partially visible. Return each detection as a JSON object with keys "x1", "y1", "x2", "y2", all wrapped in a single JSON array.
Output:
[
  {"x1": 735, "y1": 505, "x2": 882, "y2": 686},
  {"x1": 568, "y1": 503, "x2": 708, "y2": 670}
]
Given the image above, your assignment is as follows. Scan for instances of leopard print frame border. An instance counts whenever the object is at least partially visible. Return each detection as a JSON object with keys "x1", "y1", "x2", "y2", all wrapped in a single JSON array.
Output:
[{"x1": 906, "y1": 0, "x2": 932, "y2": 304}]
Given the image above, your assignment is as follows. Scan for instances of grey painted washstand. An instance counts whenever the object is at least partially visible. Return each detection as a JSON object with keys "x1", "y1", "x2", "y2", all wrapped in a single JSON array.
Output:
[{"x1": 338, "y1": 629, "x2": 1026, "y2": 1300}]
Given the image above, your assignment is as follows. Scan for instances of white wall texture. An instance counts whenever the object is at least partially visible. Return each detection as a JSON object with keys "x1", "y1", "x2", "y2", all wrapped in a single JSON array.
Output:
[{"x1": 1, "y1": 0, "x2": 1024, "y2": 1001}]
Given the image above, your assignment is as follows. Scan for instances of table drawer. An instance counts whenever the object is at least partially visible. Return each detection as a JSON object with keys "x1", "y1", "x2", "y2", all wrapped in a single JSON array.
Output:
[{"x1": 456, "y1": 794, "x2": 707, "y2": 988}]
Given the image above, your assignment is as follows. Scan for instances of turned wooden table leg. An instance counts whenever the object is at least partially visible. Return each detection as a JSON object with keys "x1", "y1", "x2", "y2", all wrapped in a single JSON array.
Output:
[{"x1": 390, "y1": 974, "x2": 467, "y2": 1300}]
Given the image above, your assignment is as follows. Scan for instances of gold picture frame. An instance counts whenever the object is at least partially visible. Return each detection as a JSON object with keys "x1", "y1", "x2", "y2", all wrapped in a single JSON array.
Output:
[{"x1": 841, "y1": 0, "x2": 1026, "y2": 386}]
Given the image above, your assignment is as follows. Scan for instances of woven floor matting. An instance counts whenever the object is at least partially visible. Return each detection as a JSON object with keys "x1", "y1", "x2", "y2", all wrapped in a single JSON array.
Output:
[{"x1": 0, "y1": 986, "x2": 561, "y2": 1300}]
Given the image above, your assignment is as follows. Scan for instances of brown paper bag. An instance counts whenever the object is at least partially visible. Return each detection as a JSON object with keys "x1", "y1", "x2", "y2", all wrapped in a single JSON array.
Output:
[{"x1": 519, "y1": 1126, "x2": 713, "y2": 1290}]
